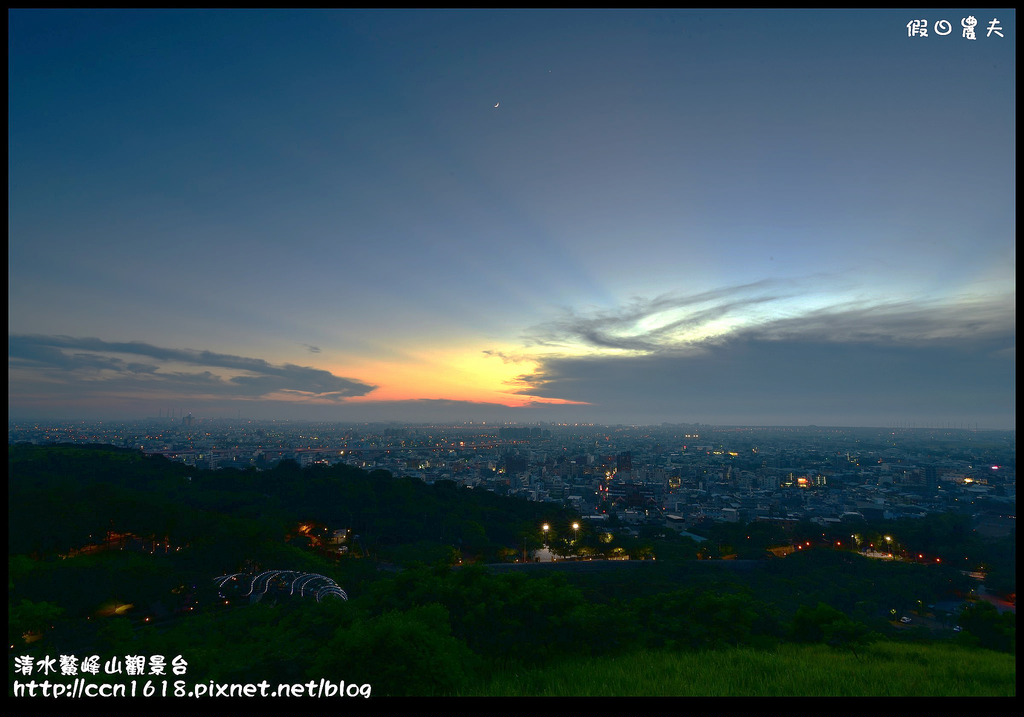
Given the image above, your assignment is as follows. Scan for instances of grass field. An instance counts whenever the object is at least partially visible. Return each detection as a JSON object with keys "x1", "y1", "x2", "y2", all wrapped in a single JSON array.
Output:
[{"x1": 463, "y1": 640, "x2": 1015, "y2": 697}]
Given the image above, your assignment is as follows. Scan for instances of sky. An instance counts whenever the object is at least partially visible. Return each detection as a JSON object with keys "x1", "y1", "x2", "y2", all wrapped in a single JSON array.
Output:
[{"x1": 8, "y1": 9, "x2": 1016, "y2": 428}]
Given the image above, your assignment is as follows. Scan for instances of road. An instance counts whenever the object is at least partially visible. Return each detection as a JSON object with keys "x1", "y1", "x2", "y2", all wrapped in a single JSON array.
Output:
[
  {"x1": 479, "y1": 558, "x2": 764, "y2": 574},
  {"x1": 976, "y1": 584, "x2": 1016, "y2": 614}
]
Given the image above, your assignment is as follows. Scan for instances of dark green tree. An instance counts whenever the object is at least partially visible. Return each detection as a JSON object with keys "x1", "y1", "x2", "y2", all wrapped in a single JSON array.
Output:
[
  {"x1": 957, "y1": 601, "x2": 1015, "y2": 653},
  {"x1": 312, "y1": 604, "x2": 478, "y2": 696}
]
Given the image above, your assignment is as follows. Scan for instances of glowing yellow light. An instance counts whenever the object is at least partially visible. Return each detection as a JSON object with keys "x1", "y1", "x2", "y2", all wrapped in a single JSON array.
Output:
[{"x1": 330, "y1": 343, "x2": 590, "y2": 408}]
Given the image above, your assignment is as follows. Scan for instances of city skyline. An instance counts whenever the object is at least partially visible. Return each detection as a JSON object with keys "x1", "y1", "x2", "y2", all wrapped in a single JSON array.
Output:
[{"x1": 8, "y1": 9, "x2": 1016, "y2": 428}]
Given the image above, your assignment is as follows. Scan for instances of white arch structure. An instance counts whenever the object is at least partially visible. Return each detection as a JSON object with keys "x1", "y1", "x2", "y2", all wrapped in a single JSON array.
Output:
[{"x1": 215, "y1": 570, "x2": 348, "y2": 602}]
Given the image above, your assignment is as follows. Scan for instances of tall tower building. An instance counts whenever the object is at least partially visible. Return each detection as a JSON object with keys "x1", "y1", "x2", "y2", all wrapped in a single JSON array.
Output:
[{"x1": 616, "y1": 451, "x2": 632, "y2": 472}]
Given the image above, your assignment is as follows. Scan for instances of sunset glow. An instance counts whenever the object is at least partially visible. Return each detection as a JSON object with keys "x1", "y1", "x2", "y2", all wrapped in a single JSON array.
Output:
[{"x1": 8, "y1": 10, "x2": 1014, "y2": 427}]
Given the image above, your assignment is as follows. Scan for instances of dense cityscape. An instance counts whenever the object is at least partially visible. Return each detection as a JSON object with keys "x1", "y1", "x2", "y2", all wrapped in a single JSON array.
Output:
[
  {"x1": 9, "y1": 418, "x2": 1015, "y2": 541},
  {"x1": 8, "y1": 419, "x2": 1017, "y2": 699}
]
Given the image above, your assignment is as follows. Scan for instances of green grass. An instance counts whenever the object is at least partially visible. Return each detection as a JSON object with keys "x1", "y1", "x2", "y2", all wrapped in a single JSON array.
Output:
[{"x1": 462, "y1": 641, "x2": 1015, "y2": 696}]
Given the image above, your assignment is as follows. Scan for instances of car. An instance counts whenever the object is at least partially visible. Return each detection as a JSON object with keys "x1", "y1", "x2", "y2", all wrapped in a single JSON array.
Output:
[{"x1": 900, "y1": 616, "x2": 912, "y2": 623}]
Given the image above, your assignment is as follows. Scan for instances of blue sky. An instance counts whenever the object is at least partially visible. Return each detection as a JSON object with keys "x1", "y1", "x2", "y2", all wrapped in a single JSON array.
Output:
[{"x1": 8, "y1": 9, "x2": 1016, "y2": 427}]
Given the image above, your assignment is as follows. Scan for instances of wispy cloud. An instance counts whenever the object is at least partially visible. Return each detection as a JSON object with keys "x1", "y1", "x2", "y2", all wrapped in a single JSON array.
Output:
[
  {"x1": 524, "y1": 281, "x2": 1014, "y2": 355},
  {"x1": 735, "y1": 296, "x2": 1015, "y2": 345},
  {"x1": 524, "y1": 280, "x2": 802, "y2": 353},
  {"x1": 481, "y1": 349, "x2": 534, "y2": 364},
  {"x1": 8, "y1": 335, "x2": 377, "y2": 402}
]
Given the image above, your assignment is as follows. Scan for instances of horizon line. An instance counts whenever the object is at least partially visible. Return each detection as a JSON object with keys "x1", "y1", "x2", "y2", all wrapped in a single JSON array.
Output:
[{"x1": 6, "y1": 416, "x2": 1015, "y2": 432}]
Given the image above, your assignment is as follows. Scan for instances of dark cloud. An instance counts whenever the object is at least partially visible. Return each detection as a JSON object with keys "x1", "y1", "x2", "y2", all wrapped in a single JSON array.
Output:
[
  {"x1": 124, "y1": 362, "x2": 160, "y2": 374},
  {"x1": 512, "y1": 336, "x2": 1014, "y2": 428},
  {"x1": 302, "y1": 344, "x2": 322, "y2": 354},
  {"x1": 512, "y1": 294, "x2": 1015, "y2": 428},
  {"x1": 8, "y1": 335, "x2": 377, "y2": 404}
]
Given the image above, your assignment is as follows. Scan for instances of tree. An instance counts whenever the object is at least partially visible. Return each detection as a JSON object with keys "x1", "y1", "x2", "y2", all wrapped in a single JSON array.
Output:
[
  {"x1": 984, "y1": 564, "x2": 1016, "y2": 601},
  {"x1": 791, "y1": 602, "x2": 846, "y2": 642},
  {"x1": 9, "y1": 599, "x2": 64, "y2": 647},
  {"x1": 631, "y1": 588, "x2": 779, "y2": 651},
  {"x1": 958, "y1": 601, "x2": 1015, "y2": 653},
  {"x1": 791, "y1": 601, "x2": 875, "y2": 658},
  {"x1": 312, "y1": 604, "x2": 478, "y2": 696},
  {"x1": 823, "y1": 617, "x2": 875, "y2": 659}
]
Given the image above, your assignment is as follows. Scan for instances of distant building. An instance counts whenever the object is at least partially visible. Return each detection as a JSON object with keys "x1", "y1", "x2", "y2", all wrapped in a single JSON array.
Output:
[{"x1": 616, "y1": 451, "x2": 632, "y2": 473}]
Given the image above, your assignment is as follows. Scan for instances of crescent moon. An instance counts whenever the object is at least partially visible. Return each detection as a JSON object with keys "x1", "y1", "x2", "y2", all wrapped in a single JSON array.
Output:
[{"x1": 494, "y1": 102, "x2": 500, "y2": 108}]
